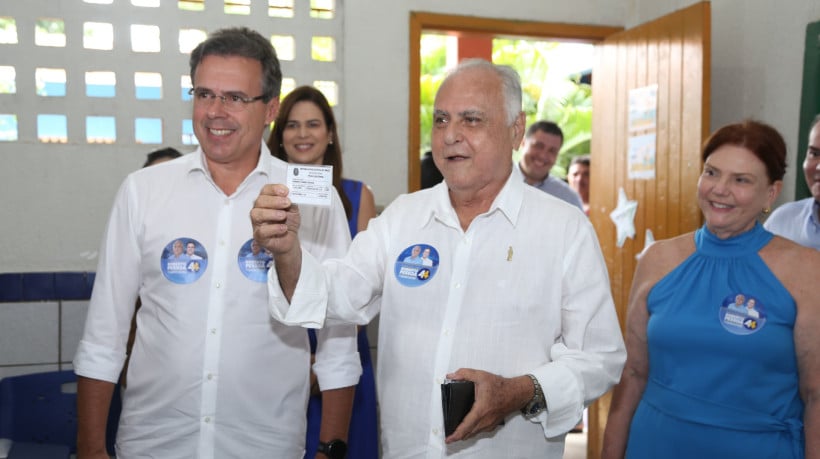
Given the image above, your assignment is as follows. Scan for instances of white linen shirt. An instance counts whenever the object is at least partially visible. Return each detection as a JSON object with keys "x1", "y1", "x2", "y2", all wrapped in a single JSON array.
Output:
[
  {"x1": 512, "y1": 161, "x2": 584, "y2": 211},
  {"x1": 73, "y1": 144, "x2": 360, "y2": 459},
  {"x1": 764, "y1": 197, "x2": 820, "y2": 250},
  {"x1": 269, "y1": 174, "x2": 626, "y2": 458}
]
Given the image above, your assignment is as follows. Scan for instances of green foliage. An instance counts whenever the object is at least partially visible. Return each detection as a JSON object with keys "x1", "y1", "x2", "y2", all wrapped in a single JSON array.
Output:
[
  {"x1": 419, "y1": 35, "x2": 593, "y2": 178},
  {"x1": 36, "y1": 19, "x2": 64, "y2": 34},
  {"x1": 421, "y1": 35, "x2": 448, "y2": 75},
  {"x1": 419, "y1": 34, "x2": 449, "y2": 155},
  {"x1": 311, "y1": 36, "x2": 335, "y2": 62},
  {"x1": 420, "y1": 73, "x2": 445, "y2": 155}
]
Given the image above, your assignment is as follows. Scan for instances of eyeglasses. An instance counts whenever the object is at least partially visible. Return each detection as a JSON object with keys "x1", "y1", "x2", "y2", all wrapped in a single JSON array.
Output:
[{"x1": 188, "y1": 88, "x2": 269, "y2": 112}]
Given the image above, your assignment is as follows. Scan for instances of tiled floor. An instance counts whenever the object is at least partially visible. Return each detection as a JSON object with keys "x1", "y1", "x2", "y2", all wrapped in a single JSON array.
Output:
[{"x1": 564, "y1": 430, "x2": 587, "y2": 459}]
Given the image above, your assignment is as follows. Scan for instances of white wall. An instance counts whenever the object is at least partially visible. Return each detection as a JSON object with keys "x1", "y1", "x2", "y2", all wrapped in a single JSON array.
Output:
[
  {"x1": 1, "y1": 0, "x2": 818, "y2": 273},
  {"x1": 0, "y1": 0, "x2": 339, "y2": 272}
]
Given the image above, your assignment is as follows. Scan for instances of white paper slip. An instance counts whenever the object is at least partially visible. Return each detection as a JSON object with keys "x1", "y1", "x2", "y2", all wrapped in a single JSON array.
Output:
[{"x1": 286, "y1": 164, "x2": 333, "y2": 207}]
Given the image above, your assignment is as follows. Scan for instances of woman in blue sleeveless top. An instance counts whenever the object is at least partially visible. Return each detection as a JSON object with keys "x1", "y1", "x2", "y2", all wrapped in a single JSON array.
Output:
[
  {"x1": 602, "y1": 120, "x2": 820, "y2": 459},
  {"x1": 268, "y1": 85, "x2": 379, "y2": 459}
]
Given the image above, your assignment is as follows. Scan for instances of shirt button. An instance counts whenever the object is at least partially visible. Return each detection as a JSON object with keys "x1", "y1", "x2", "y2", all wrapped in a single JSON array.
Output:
[
  {"x1": 432, "y1": 427, "x2": 439, "y2": 435},
  {"x1": 210, "y1": 328, "x2": 217, "y2": 335},
  {"x1": 204, "y1": 416, "x2": 211, "y2": 423},
  {"x1": 443, "y1": 329, "x2": 449, "y2": 336},
  {"x1": 219, "y1": 240, "x2": 226, "y2": 246},
  {"x1": 215, "y1": 282, "x2": 221, "y2": 288},
  {"x1": 455, "y1": 282, "x2": 461, "y2": 289},
  {"x1": 207, "y1": 373, "x2": 214, "y2": 380}
]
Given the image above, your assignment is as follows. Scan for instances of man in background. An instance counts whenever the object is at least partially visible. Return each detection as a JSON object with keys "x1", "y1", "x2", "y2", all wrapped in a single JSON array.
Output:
[
  {"x1": 143, "y1": 147, "x2": 182, "y2": 167},
  {"x1": 568, "y1": 154, "x2": 591, "y2": 215},
  {"x1": 514, "y1": 121, "x2": 584, "y2": 211},
  {"x1": 764, "y1": 114, "x2": 820, "y2": 250}
]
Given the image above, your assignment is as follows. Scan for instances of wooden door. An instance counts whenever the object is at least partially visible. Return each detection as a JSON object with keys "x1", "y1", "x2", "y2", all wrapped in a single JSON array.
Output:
[{"x1": 587, "y1": 3, "x2": 710, "y2": 457}]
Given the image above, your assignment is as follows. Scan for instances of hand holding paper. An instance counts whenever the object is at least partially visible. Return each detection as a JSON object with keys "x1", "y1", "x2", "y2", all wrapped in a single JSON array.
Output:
[{"x1": 286, "y1": 164, "x2": 333, "y2": 207}]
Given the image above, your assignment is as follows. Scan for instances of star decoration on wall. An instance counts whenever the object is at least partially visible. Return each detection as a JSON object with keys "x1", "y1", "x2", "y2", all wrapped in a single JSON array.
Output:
[
  {"x1": 636, "y1": 229, "x2": 655, "y2": 260},
  {"x1": 609, "y1": 187, "x2": 638, "y2": 248}
]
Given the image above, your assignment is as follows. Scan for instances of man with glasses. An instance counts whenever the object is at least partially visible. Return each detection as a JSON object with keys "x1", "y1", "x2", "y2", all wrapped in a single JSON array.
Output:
[{"x1": 74, "y1": 27, "x2": 360, "y2": 458}]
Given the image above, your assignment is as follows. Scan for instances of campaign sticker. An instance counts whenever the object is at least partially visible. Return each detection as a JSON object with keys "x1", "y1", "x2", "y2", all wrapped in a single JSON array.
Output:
[
  {"x1": 718, "y1": 292, "x2": 766, "y2": 335},
  {"x1": 238, "y1": 239, "x2": 273, "y2": 282},
  {"x1": 161, "y1": 238, "x2": 208, "y2": 284},
  {"x1": 394, "y1": 244, "x2": 439, "y2": 287}
]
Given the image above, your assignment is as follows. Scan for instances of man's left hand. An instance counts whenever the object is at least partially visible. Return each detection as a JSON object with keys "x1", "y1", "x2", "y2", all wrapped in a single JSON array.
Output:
[{"x1": 444, "y1": 368, "x2": 532, "y2": 443}]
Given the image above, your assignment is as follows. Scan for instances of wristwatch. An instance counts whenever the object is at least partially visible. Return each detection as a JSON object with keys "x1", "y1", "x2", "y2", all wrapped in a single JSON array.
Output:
[
  {"x1": 521, "y1": 373, "x2": 547, "y2": 417},
  {"x1": 317, "y1": 439, "x2": 347, "y2": 459}
]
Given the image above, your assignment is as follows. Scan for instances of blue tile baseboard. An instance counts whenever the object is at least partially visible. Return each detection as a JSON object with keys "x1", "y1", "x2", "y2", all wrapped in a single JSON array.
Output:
[{"x1": 0, "y1": 272, "x2": 95, "y2": 302}]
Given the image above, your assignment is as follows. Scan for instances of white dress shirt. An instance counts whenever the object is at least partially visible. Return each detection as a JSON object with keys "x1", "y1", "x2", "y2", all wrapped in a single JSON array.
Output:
[
  {"x1": 269, "y1": 173, "x2": 626, "y2": 458},
  {"x1": 764, "y1": 197, "x2": 820, "y2": 250},
  {"x1": 512, "y1": 161, "x2": 584, "y2": 211},
  {"x1": 74, "y1": 144, "x2": 360, "y2": 458}
]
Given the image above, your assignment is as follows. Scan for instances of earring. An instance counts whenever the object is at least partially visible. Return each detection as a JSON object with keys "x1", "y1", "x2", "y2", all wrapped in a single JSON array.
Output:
[
  {"x1": 279, "y1": 143, "x2": 283, "y2": 148},
  {"x1": 763, "y1": 207, "x2": 771, "y2": 215},
  {"x1": 329, "y1": 138, "x2": 334, "y2": 145}
]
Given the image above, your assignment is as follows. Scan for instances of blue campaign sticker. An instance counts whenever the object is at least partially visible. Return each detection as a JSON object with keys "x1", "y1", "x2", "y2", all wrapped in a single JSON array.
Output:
[
  {"x1": 394, "y1": 244, "x2": 439, "y2": 287},
  {"x1": 160, "y1": 238, "x2": 208, "y2": 284},
  {"x1": 238, "y1": 239, "x2": 273, "y2": 283},
  {"x1": 718, "y1": 292, "x2": 766, "y2": 335}
]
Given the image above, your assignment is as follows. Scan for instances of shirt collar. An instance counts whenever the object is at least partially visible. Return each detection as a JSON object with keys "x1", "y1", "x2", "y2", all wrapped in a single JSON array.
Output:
[
  {"x1": 512, "y1": 160, "x2": 547, "y2": 187},
  {"x1": 492, "y1": 171, "x2": 525, "y2": 226},
  {"x1": 187, "y1": 141, "x2": 274, "y2": 180},
  {"x1": 425, "y1": 171, "x2": 524, "y2": 230}
]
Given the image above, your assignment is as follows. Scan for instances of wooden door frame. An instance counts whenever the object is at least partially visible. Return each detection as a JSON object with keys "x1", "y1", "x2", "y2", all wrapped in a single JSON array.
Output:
[{"x1": 408, "y1": 12, "x2": 623, "y2": 191}]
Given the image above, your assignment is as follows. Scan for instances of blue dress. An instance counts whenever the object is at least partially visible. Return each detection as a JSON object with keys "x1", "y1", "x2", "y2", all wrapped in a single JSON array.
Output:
[
  {"x1": 626, "y1": 223, "x2": 804, "y2": 458},
  {"x1": 304, "y1": 179, "x2": 379, "y2": 459}
]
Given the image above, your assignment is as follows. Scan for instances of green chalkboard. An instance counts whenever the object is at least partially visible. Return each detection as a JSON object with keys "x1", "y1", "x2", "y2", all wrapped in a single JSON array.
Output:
[{"x1": 797, "y1": 21, "x2": 820, "y2": 199}]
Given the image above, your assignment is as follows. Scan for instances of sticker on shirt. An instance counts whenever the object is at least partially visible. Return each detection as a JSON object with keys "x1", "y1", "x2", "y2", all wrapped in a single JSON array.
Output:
[
  {"x1": 161, "y1": 238, "x2": 208, "y2": 284},
  {"x1": 394, "y1": 244, "x2": 439, "y2": 287},
  {"x1": 718, "y1": 293, "x2": 766, "y2": 335},
  {"x1": 238, "y1": 239, "x2": 273, "y2": 282}
]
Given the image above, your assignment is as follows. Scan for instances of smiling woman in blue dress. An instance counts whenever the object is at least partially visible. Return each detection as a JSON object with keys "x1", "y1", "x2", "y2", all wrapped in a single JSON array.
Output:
[{"x1": 602, "y1": 120, "x2": 820, "y2": 459}]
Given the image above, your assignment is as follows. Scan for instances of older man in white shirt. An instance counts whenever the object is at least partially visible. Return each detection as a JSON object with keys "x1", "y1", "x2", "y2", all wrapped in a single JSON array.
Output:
[{"x1": 253, "y1": 59, "x2": 625, "y2": 458}]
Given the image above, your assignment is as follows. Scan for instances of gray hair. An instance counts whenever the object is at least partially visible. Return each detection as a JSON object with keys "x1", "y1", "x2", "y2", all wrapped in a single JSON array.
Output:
[
  {"x1": 444, "y1": 58, "x2": 523, "y2": 126},
  {"x1": 189, "y1": 27, "x2": 283, "y2": 101}
]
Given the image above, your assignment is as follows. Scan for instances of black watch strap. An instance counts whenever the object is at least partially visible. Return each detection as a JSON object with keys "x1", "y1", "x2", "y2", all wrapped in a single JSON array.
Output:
[{"x1": 317, "y1": 439, "x2": 347, "y2": 459}]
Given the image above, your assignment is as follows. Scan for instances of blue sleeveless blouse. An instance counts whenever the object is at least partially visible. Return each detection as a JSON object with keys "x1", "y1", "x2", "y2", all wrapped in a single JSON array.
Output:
[{"x1": 626, "y1": 223, "x2": 804, "y2": 458}]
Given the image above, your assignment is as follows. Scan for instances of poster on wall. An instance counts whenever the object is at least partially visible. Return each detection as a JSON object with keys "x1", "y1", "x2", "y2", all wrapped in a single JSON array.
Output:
[
  {"x1": 628, "y1": 132, "x2": 656, "y2": 179},
  {"x1": 628, "y1": 84, "x2": 658, "y2": 132},
  {"x1": 627, "y1": 84, "x2": 658, "y2": 180}
]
